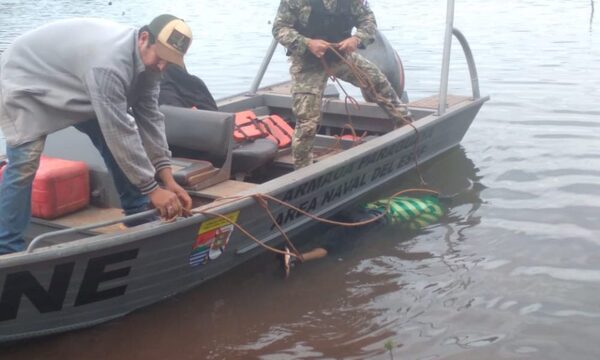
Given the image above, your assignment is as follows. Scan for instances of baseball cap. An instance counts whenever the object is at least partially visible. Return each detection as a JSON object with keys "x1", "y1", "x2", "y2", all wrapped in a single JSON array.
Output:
[{"x1": 147, "y1": 14, "x2": 192, "y2": 68}]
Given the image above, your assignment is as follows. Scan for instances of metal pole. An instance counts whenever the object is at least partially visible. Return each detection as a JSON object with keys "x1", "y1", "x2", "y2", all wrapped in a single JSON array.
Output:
[
  {"x1": 249, "y1": 38, "x2": 279, "y2": 94},
  {"x1": 438, "y1": 0, "x2": 455, "y2": 115}
]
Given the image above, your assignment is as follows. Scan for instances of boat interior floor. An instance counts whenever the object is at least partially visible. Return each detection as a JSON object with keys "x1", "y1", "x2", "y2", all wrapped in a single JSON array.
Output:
[{"x1": 30, "y1": 180, "x2": 257, "y2": 238}]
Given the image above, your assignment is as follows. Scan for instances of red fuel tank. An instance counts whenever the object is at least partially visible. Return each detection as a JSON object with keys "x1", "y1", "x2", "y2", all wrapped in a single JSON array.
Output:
[{"x1": 0, "y1": 156, "x2": 90, "y2": 219}]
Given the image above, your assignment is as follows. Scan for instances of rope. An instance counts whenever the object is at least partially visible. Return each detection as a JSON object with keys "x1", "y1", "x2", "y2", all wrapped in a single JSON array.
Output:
[
  {"x1": 186, "y1": 188, "x2": 440, "y2": 260},
  {"x1": 252, "y1": 194, "x2": 304, "y2": 262},
  {"x1": 320, "y1": 45, "x2": 427, "y2": 185}
]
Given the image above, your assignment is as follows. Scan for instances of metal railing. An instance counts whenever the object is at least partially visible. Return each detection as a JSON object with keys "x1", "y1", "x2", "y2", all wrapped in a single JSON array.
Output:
[
  {"x1": 249, "y1": 38, "x2": 279, "y2": 95},
  {"x1": 438, "y1": 0, "x2": 481, "y2": 115},
  {"x1": 26, "y1": 209, "x2": 158, "y2": 253}
]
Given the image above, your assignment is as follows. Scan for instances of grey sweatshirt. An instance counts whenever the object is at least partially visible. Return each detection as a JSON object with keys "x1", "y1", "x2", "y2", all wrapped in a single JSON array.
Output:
[{"x1": 0, "y1": 18, "x2": 171, "y2": 194}]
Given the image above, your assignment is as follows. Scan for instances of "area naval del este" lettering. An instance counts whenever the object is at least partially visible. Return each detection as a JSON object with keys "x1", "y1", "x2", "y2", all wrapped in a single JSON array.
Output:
[{"x1": 273, "y1": 129, "x2": 432, "y2": 228}]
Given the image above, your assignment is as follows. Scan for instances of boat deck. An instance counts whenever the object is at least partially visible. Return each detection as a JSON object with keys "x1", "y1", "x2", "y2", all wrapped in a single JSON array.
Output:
[
  {"x1": 50, "y1": 207, "x2": 125, "y2": 234},
  {"x1": 258, "y1": 82, "x2": 471, "y2": 109},
  {"x1": 35, "y1": 180, "x2": 257, "y2": 235},
  {"x1": 189, "y1": 179, "x2": 256, "y2": 199},
  {"x1": 409, "y1": 94, "x2": 471, "y2": 109}
]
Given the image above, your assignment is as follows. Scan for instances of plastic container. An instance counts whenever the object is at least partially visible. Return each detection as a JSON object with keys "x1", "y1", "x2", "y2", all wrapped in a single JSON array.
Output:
[{"x1": 0, "y1": 156, "x2": 90, "y2": 219}]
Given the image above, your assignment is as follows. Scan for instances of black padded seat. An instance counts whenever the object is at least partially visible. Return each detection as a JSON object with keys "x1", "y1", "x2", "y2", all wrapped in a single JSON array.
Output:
[
  {"x1": 161, "y1": 105, "x2": 278, "y2": 179},
  {"x1": 161, "y1": 105, "x2": 232, "y2": 165},
  {"x1": 232, "y1": 139, "x2": 278, "y2": 177},
  {"x1": 161, "y1": 105, "x2": 233, "y2": 189}
]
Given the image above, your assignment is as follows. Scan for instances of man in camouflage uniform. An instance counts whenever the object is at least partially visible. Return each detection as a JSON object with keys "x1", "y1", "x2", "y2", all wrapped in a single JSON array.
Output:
[{"x1": 273, "y1": 0, "x2": 410, "y2": 169}]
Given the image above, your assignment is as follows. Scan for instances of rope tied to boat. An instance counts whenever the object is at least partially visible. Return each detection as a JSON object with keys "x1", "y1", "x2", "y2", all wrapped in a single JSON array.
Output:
[
  {"x1": 252, "y1": 194, "x2": 304, "y2": 262},
  {"x1": 187, "y1": 188, "x2": 440, "y2": 260}
]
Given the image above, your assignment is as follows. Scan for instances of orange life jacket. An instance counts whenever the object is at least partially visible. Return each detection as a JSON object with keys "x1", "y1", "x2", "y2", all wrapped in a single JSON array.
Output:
[
  {"x1": 233, "y1": 111, "x2": 293, "y2": 149},
  {"x1": 340, "y1": 131, "x2": 368, "y2": 143},
  {"x1": 259, "y1": 115, "x2": 293, "y2": 149},
  {"x1": 233, "y1": 111, "x2": 268, "y2": 141}
]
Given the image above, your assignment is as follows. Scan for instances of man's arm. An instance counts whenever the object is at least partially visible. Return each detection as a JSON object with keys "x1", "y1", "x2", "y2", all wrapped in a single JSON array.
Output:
[
  {"x1": 133, "y1": 77, "x2": 192, "y2": 212},
  {"x1": 84, "y1": 67, "x2": 191, "y2": 218},
  {"x1": 272, "y1": 0, "x2": 310, "y2": 56},
  {"x1": 352, "y1": 0, "x2": 377, "y2": 48},
  {"x1": 84, "y1": 67, "x2": 159, "y2": 194},
  {"x1": 131, "y1": 72, "x2": 171, "y2": 175}
]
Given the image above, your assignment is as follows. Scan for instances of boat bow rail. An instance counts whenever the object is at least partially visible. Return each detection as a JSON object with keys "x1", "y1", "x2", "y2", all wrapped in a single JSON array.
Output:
[
  {"x1": 26, "y1": 210, "x2": 158, "y2": 253},
  {"x1": 438, "y1": 0, "x2": 482, "y2": 115},
  {"x1": 437, "y1": 26, "x2": 482, "y2": 116},
  {"x1": 452, "y1": 28, "x2": 481, "y2": 100}
]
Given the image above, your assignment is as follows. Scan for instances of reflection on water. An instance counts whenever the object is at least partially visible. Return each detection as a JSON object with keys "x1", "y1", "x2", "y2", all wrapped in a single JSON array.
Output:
[{"x1": 1, "y1": 0, "x2": 600, "y2": 359}]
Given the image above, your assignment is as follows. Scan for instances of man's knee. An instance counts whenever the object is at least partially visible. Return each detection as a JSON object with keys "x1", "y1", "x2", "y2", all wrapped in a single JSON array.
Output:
[
  {"x1": 4, "y1": 141, "x2": 44, "y2": 186},
  {"x1": 9, "y1": 168, "x2": 37, "y2": 187}
]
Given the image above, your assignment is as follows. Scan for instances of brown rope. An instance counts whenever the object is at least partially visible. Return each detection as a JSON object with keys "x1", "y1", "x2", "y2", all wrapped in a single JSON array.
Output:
[
  {"x1": 320, "y1": 45, "x2": 427, "y2": 185},
  {"x1": 186, "y1": 187, "x2": 440, "y2": 260},
  {"x1": 192, "y1": 207, "x2": 300, "y2": 258},
  {"x1": 252, "y1": 194, "x2": 304, "y2": 262},
  {"x1": 255, "y1": 188, "x2": 439, "y2": 227}
]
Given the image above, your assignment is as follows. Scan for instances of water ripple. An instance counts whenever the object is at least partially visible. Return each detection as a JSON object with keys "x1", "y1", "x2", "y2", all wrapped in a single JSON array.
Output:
[{"x1": 512, "y1": 266, "x2": 600, "y2": 282}]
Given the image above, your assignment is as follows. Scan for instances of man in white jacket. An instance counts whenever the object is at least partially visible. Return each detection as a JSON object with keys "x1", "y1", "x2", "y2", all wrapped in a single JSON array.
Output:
[{"x1": 0, "y1": 14, "x2": 194, "y2": 254}]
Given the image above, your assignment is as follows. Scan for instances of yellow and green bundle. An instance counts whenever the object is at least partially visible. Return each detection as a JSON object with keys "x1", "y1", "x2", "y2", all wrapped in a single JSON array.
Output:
[{"x1": 363, "y1": 195, "x2": 443, "y2": 230}]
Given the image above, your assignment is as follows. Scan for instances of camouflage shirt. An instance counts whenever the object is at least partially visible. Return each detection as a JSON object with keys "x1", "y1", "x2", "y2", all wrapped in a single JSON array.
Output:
[{"x1": 272, "y1": 0, "x2": 377, "y2": 57}]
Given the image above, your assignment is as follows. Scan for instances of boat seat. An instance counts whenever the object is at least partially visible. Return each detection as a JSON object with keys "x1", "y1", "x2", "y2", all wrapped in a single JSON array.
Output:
[
  {"x1": 232, "y1": 139, "x2": 278, "y2": 179},
  {"x1": 161, "y1": 105, "x2": 278, "y2": 182},
  {"x1": 161, "y1": 105, "x2": 233, "y2": 190}
]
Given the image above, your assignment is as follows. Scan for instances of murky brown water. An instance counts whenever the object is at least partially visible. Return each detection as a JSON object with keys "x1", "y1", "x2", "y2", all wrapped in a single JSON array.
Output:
[{"x1": 1, "y1": 0, "x2": 600, "y2": 359}]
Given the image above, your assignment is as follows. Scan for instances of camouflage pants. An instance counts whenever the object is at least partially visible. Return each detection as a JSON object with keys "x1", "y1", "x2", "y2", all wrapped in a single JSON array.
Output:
[{"x1": 290, "y1": 52, "x2": 408, "y2": 169}]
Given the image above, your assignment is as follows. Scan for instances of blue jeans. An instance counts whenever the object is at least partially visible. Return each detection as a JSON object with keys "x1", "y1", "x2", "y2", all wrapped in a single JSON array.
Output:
[
  {"x1": 73, "y1": 120, "x2": 150, "y2": 217},
  {"x1": 0, "y1": 120, "x2": 150, "y2": 255},
  {"x1": 0, "y1": 137, "x2": 46, "y2": 254}
]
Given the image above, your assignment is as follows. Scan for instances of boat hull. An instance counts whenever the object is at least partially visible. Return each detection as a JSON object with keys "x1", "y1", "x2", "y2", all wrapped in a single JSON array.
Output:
[{"x1": 0, "y1": 97, "x2": 486, "y2": 342}]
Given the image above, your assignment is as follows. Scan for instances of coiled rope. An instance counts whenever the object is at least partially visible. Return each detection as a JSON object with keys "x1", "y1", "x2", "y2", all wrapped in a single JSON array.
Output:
[{"x1": 319, "y1": 45, "x2": 427, "y2": 185}]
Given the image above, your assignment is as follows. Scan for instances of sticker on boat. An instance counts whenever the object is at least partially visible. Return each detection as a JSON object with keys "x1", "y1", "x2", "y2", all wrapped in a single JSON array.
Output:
[{"x1": 189, "y1": 211, "x2": 240, "y2": 267}]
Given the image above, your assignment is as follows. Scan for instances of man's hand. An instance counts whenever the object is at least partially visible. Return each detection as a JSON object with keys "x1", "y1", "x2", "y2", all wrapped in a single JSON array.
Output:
[
  {"x1": 164, "y1": 181, "x2": 193, "y2": 215},
  {"x1": 148, "y1": 187, "x2": 182, "y2": 221},
  {"x1": 307, "y1": 39, "x2": 331, "y2": 58},
  {"x1": 153, "y1": 167, "x2": 192, "y2": 219},
  {"x1": 336, "y1": 36, "x2": 360, "y2": 54}
]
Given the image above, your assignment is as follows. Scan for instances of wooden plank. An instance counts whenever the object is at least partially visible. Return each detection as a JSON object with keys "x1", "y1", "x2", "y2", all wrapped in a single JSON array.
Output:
[
  {"x1": 50, "y1": 206, "x2": 125, "y2": 234},
  {"x1": 408, "y1": 94, "x2": 471, "y2": 109},
  {"x1": 50, "y1": 181, "x2": 258, "y2": 232},
  {"x1": 191, "y1": 180, "x2": 256, "y2": 199}
]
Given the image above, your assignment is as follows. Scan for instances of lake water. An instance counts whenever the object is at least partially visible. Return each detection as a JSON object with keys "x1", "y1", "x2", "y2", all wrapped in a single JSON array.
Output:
[{"x1": 1, "y1": 0, "x2": 600, "y2": 359}]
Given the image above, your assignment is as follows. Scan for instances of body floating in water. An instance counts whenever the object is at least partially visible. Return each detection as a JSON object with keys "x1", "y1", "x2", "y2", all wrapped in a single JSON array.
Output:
[{"x1": 282, "y1": 195, "x2": 445, "y2": 276}]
